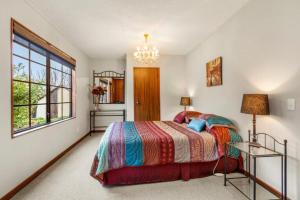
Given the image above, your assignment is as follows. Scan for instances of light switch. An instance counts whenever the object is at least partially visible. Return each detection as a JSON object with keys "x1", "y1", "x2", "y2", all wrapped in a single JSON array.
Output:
[{"x1": 287, "y1": 98, "x2": 296, "y2": 111}]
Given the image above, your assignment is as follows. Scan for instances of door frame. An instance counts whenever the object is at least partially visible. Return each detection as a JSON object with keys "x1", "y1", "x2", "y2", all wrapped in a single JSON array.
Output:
[{"x1": 133, "y1": 67, "x2": 161, "y2": 121}]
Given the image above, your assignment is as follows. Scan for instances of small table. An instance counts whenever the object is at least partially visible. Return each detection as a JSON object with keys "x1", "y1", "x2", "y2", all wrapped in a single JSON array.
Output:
[
  {"x1": 90, "y1": 109, "x2": 126, "y2": 135},
  {"x1": 224, "y1": 133, "x2": 287, "y2": 200}
]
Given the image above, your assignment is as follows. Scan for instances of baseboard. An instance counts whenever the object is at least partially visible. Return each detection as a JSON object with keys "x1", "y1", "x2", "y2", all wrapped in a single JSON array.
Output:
[
  {"x1": 243, "y1": 171, "x2": 289, "y2": 199},
  {"x1": 1, "y1": 132, "x2": 91, "y2": 200}
]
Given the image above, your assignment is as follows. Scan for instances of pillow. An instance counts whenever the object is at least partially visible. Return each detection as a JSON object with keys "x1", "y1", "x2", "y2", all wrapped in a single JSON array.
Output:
[
  {"x1": 184, "y1": 111, "x2": 202, "y2": 123},
  {"x1": 185, "y1": 116, "x2": 198, "y2": 124},
  {"x1": 187, "y1": 119, "x2": 206, "y2": 132},
  {"x1": 198, "y1": 113, "x2": 215, "y2": 120},
  {"x1": 203, "y1": 114, "x2": 237, "y2": 131},
  {"x1": 185, "y1": 116, "x2": 192, "y2": 124},
  {"x1": 173, "y1": 111, "x2": 186, "y2": 124}
]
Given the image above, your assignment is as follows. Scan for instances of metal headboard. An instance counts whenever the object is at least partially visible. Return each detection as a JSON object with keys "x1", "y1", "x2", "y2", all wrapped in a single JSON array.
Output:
[{"x1": 93, "y1": 70, "x2": 125, "y2": 79}]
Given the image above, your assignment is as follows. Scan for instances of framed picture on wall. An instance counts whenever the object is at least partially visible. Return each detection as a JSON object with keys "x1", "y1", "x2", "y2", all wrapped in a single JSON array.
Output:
[{"x1": 206, "y1": 56, "x2": 222, "y2": 87}]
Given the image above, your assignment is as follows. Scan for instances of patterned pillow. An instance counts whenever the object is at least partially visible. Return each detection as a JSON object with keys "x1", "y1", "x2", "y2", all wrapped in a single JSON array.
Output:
[
  {"x1": 198, "y1": 113, "x2": 214, "y2": 120},
  {"x1": 185, "y1": 111, "x2": 202, "y2": 123},
  {"x1": 200, "y1": 114, "x2": 237, "y2": 131},
  {"x1": 173, "y1": 111, "x2": 186, "y2": 124}
]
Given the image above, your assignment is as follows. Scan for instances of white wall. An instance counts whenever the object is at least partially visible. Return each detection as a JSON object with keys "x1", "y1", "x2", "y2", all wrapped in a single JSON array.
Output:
[
  {"x1": 0, "y1": 0, "x2": 90, "y2": 198},
  {"x1": 126, "y1": 54, "x2": 186, "y2": 121},
  {"x1": 90, "y1": 58, "x2": 125, "y2": 75},
  {"x1": 185, "y1": 0, "x2": 300, "y2": 199}
]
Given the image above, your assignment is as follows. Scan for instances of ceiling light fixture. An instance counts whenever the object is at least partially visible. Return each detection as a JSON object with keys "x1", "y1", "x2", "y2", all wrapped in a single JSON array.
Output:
[{"x1": 133, "y1": 33, "x2": 159, "y2": 64}]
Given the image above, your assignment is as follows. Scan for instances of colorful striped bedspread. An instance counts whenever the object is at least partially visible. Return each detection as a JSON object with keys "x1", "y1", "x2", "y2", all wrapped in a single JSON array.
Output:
[{"x1": 95, "y1": 121, "x2": 241, "y2": 175}]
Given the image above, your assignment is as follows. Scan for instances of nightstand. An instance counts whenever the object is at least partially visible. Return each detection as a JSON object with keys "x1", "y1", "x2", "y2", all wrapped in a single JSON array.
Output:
[
  {"x1": 224, "y1": 132, "x2": 287, "y2": 200},
  {"x1": 89, "y1": 109, "x2": 126, "y2": 135}
]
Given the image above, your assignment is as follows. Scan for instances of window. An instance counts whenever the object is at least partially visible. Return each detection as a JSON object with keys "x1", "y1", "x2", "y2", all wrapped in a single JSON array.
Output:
[{"x1": 11, "y1": 19, "x2": 76, "y2": 137}]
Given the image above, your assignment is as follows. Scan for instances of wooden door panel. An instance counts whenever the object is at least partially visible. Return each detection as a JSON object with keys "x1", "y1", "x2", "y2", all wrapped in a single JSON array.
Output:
[{"x1": 134, "y1": 68, "x2": 160, "y2": 121}]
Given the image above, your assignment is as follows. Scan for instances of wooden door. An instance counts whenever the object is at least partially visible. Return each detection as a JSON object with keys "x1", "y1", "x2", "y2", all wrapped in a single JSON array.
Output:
[{"x1": 134, "y1": 67, "x2": 160, "y2": 121}]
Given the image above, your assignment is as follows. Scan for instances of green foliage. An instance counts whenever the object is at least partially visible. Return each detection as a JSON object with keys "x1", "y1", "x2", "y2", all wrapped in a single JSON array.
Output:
[
  {"x1": 31, "y1": 84, "x2": 46, "y2": 104},
  {"x1": 13, "y1": 63, "x2": 46, "y2": 130},
  {"x1": 13, "y1": 81, "x2": 29, "y2": 105},
  {"x1": 32, "y1": 117, "x2": 47, "y2": 126},
  {"x1": 13, "y1": 106, "x2": 29, "y2": 130}
]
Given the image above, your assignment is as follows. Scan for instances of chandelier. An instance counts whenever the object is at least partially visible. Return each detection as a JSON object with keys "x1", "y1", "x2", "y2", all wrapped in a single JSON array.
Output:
[{"x1": 133, "y1": 33, "x2": 159, "y2": 64}]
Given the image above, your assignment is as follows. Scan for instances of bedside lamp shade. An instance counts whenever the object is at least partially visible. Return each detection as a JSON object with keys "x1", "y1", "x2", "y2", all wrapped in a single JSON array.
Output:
[
  {"x1": 241, "y1": 94, "x2": 270, "y2": 144},
  {"x1": 180, "y1": 97, "x2": 191, "y2": 111},
  {"x1": 241, "y1": 94, "x2": 270, "y2": 115}
]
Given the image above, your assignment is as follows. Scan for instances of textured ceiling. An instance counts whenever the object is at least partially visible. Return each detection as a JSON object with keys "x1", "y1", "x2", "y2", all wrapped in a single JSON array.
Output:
[{"x1": 25, "y1": 0, "x2": 249, "y2": 58}]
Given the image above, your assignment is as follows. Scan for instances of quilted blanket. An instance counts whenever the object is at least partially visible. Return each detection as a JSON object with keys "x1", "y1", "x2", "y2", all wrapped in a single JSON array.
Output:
[{"x1": 94, "y1": 121, "x2": 241, "y2": 175}]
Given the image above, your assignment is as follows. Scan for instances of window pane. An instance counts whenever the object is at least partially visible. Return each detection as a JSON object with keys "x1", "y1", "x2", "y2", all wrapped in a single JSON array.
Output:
[
  {"x1": 30, "y1": 43, "x2": 46, "y2": 57},
  {"x1": 62, "y1": 73, "x2": 71, "y2": 88},
  {"x1": 13, "y1": 42, "x2": 29, "y2": 58},
  {"x1": 62, "y1": 88, "x2": 71, "y2": 102},
  {"x1": 13, "y1": 106, "x2": 29, "y2": 131},
  {"x1": 63, "y1": 65, "x2": 71, "y2": 74},
  {"x1": 63, "y1": 103, "x2": 71, "y2": 119},
  {"x1": 14, "y1": 34, "x2": 29, "y2": 47},
  {"x1": 50, "y1": 69, "x2": 62, "y2": 86},
  {"x1": 50, "y1": 87, "x2": 62, "y2": 103},
  {"x1": 30, "y1": 50, "x2": 46, "y2": 65},
  {"x1": 50, "y1": 59, "x2": 62, "y2": 71},
  {"x1": 51, "y1": 103, "x2": 62, "y2": 122},
  {"x1": 13, "y1": 81, "x2": 29, "y2": 105},
  {"x1": 31, "y1": 62, "x2": 46, "y2": 84},
  {"x1": 31, "y1": 104, "x2": 47, "y2": 126},
  {"x1": 13, "y1": 56, "x2": 29, "y2": 81},
  {"x1": 31, "y1": 84, "x2": 47, "y2": 105}
]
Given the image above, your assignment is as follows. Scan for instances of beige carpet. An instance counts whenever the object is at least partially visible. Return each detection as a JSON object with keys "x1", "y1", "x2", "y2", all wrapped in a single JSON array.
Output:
[{"x1": 12, "y1": 132, "x2": 276, "y2": 200}]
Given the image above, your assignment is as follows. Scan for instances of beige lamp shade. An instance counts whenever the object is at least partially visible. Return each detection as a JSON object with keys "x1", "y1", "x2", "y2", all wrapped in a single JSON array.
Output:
[
  {"x1": 180, "y1": 97, "x2": 191, "y2": 106},
  {"x1": 241, "y1": 94, "x2": 270, "y2": 115}
]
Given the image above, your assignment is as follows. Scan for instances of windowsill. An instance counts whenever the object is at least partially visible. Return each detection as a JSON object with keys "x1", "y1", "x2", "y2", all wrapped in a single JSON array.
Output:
[{"x1": 12, "y1": 117, "x2": 76, "y2": 139}]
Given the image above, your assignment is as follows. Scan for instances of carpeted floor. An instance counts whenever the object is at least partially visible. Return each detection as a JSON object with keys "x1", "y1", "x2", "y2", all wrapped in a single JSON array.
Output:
[{"x1": 12, "y1": 132, "x2": 276, "y2": 200}]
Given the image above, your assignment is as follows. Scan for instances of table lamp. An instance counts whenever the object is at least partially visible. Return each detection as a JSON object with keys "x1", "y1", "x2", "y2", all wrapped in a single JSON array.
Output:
[
  {"x1": 180, "y1": 97, "x2": 191, "y2": 111},
  {"x1": 241, "y1": 94, "x2": 270, "y2": 146}
]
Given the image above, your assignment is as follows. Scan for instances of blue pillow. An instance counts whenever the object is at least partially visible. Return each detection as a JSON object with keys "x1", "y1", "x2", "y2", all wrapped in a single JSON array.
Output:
[{"x1": 187, "y1": 119, "x2": 206, "y2": 132}]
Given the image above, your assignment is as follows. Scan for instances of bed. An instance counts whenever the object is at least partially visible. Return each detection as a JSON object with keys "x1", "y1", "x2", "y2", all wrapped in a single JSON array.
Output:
[{"x1": 90, "y1": 111, "x2": 243, "y2": 186}]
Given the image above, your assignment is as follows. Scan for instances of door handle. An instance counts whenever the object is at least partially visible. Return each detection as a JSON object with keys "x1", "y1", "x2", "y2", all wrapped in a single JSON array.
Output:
[{"x1": 136, "y1": 100, "x2": 140, "y2": 105}]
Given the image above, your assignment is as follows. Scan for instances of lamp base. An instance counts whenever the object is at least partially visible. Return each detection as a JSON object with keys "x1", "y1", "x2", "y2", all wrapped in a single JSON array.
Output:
[{"x1": 249, "y1": 141, "x2": 261, "y2": 148}]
